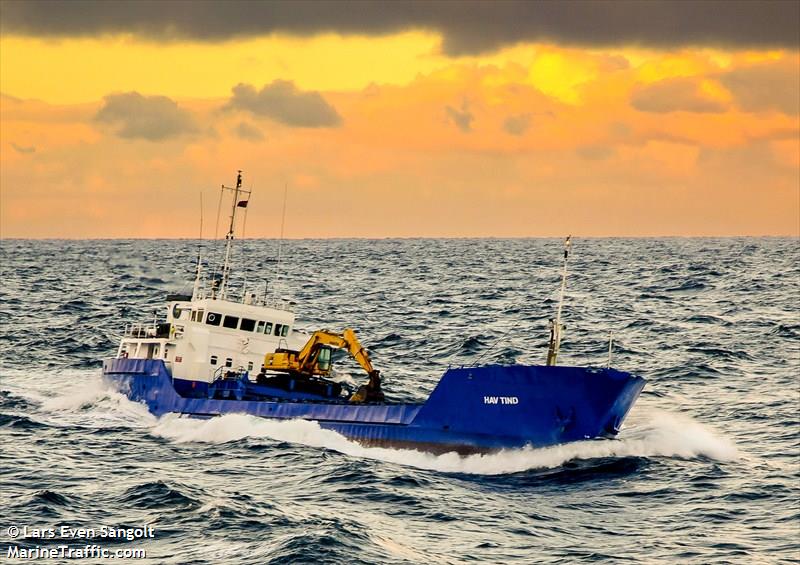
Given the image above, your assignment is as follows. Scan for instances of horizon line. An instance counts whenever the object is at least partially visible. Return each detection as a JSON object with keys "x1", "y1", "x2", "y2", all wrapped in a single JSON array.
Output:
[{"x1": 1, "y1": 234, "x2": 798, "y2": 241}]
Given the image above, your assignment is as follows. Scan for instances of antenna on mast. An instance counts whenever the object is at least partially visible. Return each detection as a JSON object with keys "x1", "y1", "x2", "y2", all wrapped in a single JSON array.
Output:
[
  {"x1": 240, "y1": 178, "x2": 252, "y2": 303},
  {"x1": 192, "y1": 191, "x2": 204, "y2": 300},
  {"x1": 546, "y1": 235, "x2": 571, "y2": 366},
  {"x1": 210, "y1": 182, "x2": 225, "y2": 298},
  {"x1": 218, "y1": 170, "x2": 250, "y2": 301},
  {"x1": 273, "y1": 182, "x2": 288, "y2": 297}
]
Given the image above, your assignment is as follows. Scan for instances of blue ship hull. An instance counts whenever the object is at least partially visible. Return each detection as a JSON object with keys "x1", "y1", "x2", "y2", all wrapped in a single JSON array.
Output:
[{"x1": 102, "y1": 358, "x2": 645, "y2": 454}]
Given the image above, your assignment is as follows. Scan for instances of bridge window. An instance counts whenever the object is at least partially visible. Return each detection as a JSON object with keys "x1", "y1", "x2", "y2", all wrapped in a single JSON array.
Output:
[
  {"x1": 225, "y1": 358, "x2": 232, "y2": 368},
  {"x1": 281, "y1": 325, "x2": 289, "y2": 337},
  {"x1": 223, "y1": 315, "x2": 239, "y2": 329},
  {"x1": 210, "y1": 355, "x2": 218, "y2": 365},
  {"x1": 274, "y1": 324, "x2": 283, "y2": 336},
  {"x1": 247, "y1": 361, "x2": 254, "y2": 371},
  {"x1": 240, "y1": 318, "x2": 256, "y2": 332},
  {"x1": 206, "y1": 312, "x2": 221, "y2": 326},
  {"x1": 263, "y1": 322, "x2": 273, "y2": 335}
]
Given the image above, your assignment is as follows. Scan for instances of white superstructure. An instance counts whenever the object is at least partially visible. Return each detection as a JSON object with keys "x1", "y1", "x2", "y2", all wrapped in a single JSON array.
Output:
[{"x1": 114, "y1": 171, "x2": 307, "y2": 383}]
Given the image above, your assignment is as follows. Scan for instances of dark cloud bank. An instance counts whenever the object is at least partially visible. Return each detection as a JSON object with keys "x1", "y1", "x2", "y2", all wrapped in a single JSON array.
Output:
[{"x1": 2, "y1": 0, "x2": 798, "y2": 55}]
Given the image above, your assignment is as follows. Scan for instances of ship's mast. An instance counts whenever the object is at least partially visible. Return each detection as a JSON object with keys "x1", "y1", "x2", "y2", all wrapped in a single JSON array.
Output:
[
  {"x1": 218, "y1": 170, "x2": 250, "y2": 301},
  {"x1": 192, "y1": 192, "x2": 204, "y2": 300},
  {"x1": 546, "y1": 235, "x2": 571, "y2": 366}
]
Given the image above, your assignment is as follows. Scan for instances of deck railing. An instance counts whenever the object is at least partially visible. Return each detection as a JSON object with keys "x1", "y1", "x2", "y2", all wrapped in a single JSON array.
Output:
[{"x1": 123, "y1": 322, "x2": 172, "y2": 339}]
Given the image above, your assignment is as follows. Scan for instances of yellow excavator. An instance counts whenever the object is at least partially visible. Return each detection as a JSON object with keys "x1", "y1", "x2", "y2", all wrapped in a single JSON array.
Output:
[{"x1": 261, "y1": 328, "x2": 384, "y2": 403}]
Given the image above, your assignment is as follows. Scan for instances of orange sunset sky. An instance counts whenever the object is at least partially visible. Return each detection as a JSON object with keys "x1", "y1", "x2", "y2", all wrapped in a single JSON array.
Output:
[{"x1": 0, "y1": 0, "x2": 798, "y2": 238}]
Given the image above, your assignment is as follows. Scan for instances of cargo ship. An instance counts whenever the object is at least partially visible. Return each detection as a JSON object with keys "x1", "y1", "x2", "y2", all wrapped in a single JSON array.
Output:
[{"x1": 102, "y1": 172, "x2": 645, "y2": 455}]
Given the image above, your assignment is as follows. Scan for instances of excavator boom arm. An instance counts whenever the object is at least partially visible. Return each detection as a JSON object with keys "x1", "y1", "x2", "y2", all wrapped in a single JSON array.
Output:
[{"x1": 342, "y1": 328, "x2": 376, "y2": 375}]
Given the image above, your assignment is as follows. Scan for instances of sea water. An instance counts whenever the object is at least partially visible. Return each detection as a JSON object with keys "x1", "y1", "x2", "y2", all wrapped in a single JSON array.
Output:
[{"x1": 1, "y1": 238, "x2": 797, "y2": 563}]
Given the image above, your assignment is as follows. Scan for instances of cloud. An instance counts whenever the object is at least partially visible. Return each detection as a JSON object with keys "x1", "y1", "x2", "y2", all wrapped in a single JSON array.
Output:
[
  {"x1": 2, "y1": 1, "x2": 798, "y2": 55},
  {"x1": 503, "y1": 113, "x2": 532, "y2": 136},
  {"x1": 226, "y1": 81, "x2": 341, "y2": 128},
  {"x1": 719, "y1": 60, "x2": 800, "y2": 116},
  {"x1": 576, "y1": 145, "x2": 615, "y2": 160},
  {"x1": 446, "y1": 101, "x2": 473, "y2": 132},
  {"x1": 95, "y1": 92, "x2": 198, "y2": 140},
  {"x1": 11, "y1": 142, "x2": 36, "y2": 154},
  {"x1": 631, "y1": 78, "x2": 726, "y2": 114},
  {"x1": 597, "y1": 54, "x2": 630, "y2": 72},
  {"x1": 232, "y1": 121, "x2": 265, "y2": 141}
]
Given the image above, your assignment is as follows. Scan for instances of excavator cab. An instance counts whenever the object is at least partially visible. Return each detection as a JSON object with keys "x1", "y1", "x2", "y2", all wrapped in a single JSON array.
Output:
[{"x1": 316, "y1": 346, "x2": 332, "y2": 372}]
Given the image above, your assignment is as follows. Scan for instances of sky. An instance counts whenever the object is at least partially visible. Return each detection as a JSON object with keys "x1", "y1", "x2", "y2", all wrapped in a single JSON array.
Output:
[{"x1": 1, "y1": 0, "x2": 798, "y2": 238}]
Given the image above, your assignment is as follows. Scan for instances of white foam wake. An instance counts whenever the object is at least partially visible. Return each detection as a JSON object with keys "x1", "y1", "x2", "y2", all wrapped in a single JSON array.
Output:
[
  {"x1": 2, "y1": 368, "x2": 157, "y2": 428},
  {"x1": 39, "y1": 380, "x2": 157, "y2": 428},
  {"x1": 151, "y1": 405, "x2": 740, "y2": 475}
]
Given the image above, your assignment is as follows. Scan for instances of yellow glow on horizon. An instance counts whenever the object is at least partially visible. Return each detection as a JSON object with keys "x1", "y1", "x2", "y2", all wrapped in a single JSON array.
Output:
[
  {"x1": 636, "y1": 52, "x2": 717, "y2": 82},
  {"x1": 527, "y1": 50, "x2": 597, "y2": 104},
  {"x1": 698, "y1": 79, "x2": 733, "y2": 104},
  {"x1": 0, "y1": 32, "x2": 447, "y2": 103}
]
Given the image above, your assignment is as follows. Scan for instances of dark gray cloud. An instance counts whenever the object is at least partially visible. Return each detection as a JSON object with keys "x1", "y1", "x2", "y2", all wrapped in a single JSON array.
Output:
[
  {"x1": 226, "y1": 81, "x2": 341, "y2": 128},
  {"x1": 503, "y1": 113, "x2": 532, "y2": 136},
  {"x1": 11, "y1": 142, "x2": 36, "y2": 154},
  {"x1": 631, "y1": 78, "x2": 727, "y2": 114},
  {"x1": 2, "y1": 1, "x2": 797, "y2": 55},
  {"x1": 233, "y1": 121, "x2": 265, "y2": 141},
  {"x1": 719, "y1": 60, "x2": 800, "y2": 115},
  {"x1": 95, "y1": 92, "x2": 198, "y2": 140},
  {"x1": 446, "y1": 102, "x2": 473, "y2": 132}
]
